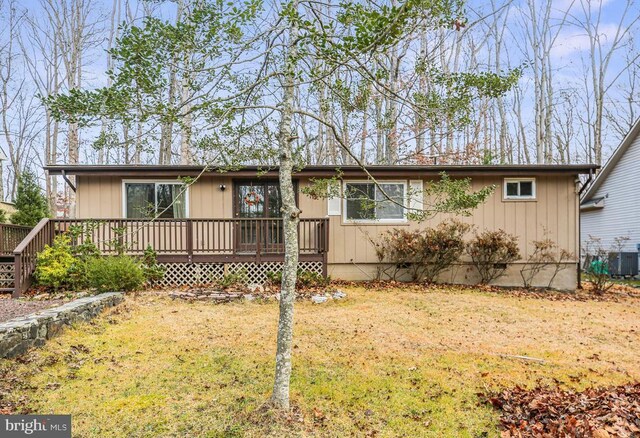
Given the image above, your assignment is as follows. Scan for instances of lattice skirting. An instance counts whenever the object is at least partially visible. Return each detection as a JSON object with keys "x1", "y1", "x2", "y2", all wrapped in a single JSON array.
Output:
[
  {"x1": 0, "y1": 262, "x2": 14, "y2": 288},
  {"x1": 150, "y1": 261, "x2": 324, "y2": 288}
]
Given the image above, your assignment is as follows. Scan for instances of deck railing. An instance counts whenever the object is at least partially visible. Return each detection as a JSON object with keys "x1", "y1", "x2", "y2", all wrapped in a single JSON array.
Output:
[
  {"x1": 13, "y1": 218, "x2": 54, "y2": 296},
  {"x1": 0, "y1": 223, "x2": 33, "y2": 256},
  {"x1": 12, "y1": 217, "x2": 329, "y2": 297}
]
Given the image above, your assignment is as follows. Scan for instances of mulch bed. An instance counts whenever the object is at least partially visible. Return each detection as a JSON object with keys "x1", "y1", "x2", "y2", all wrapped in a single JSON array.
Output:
[
  {"x1": 334, "y1": 280, "x2": 640, "y2": 302},
  {"x1": 0, "y1": 295, "x2": 64, "y2": 323},
  {"x1": 481, "y1": 384, "x2": 640, "y2": 437}
]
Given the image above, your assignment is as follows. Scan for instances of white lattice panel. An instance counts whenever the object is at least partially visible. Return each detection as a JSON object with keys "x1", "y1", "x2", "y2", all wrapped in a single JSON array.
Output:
[
  {"x1": 0, "y1": 262, "x2": 14, "y2": 288},
  {"x1": 151, "y1": 263, "x2": 225, "y2": 288},
  {"x1": 152, "y1": 261, "x2": 323, "y2": 287}
]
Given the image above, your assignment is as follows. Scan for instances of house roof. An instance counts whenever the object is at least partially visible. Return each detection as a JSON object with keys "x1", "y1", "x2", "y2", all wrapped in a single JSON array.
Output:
[
  {"x1": 44, "y1": 164, "x2": 598, "y2": 178},
  {"x1": 581, "y1": 117, "x2": 640, "y2": 201}
]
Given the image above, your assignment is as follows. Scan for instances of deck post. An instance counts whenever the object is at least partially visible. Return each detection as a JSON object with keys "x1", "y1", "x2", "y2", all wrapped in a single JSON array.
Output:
[
  {"x1": 12, "y1": 254, "x2": 22, "y2": 298},
  {"x1": 255, "y1": 221, "x2": 261, "y2": 264},
  {"x1": 323, "y1": 219, "x2": 329, "y2": 278},
  {"x1": 186, "y1": 220, "x2": 193, "y2": 264}
]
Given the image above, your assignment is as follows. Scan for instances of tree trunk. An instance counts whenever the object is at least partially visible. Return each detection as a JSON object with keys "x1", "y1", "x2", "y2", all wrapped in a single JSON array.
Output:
[{"x1": 270, "y1": 0, "x2": 300, "y2": 411}]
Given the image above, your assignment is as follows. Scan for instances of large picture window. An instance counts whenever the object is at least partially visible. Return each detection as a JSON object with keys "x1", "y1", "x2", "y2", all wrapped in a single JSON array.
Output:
[
  {"x1": 344, "y1": 182, "x2": 406, "y2": 222},
  {"x1": 124, "y1": 182, "x2": 187, "y2": 218}
]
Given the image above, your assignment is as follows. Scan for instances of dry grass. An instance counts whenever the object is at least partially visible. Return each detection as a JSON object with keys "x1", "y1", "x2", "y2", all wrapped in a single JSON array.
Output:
[{"x1": 2, "y1": 286, "x2": 639, "y2": 437}]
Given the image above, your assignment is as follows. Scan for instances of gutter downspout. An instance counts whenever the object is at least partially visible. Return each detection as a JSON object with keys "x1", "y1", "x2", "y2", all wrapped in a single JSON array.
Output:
[
  {"x1": 61, "y1": 170, "x2": 77, "y2": 193},
  {"x1": 576, "y1": 168, "x2": 594, "y2": 290}
]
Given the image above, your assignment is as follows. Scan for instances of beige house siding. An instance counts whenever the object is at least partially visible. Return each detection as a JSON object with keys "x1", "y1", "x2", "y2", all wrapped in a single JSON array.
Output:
[
  {"x1": 319, "y1": 175, "x2": 578, "y2": 264},
  {"x1": 75, "y1": 173, "x2": 579, "y2": 289}
]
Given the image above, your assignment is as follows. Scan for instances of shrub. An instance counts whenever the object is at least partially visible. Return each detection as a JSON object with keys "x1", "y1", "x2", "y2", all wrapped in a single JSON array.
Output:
[
  {"x1": 265, "y1": 270, "x2": 282, "y2": 284},
  {"x1": 520, "y1": 236, "x2": 574, "y2": 289},
  {"x1": 34, "y1": 235, "x2": 76, "y2": 290},
  {"x1": 67, "y1": 223, "x2": 101, "y2": 288},
  {"x1": 419, "y1": 221, "x2": 471, "y2": 283},
  {"x1": 374, "y1": 220, "x2": 471, "y2": 282},
  {"x1": 216, "y1": 269, "x2": 248, "y2": 289},
  {"x1": 374, "y1": 228, "x2": 422, "y2": 280},
  {"x1": 467, "y1": 229, "x2": 520, "y2": 284},
  {"x1": 582, "y1": 235, "x2": 628, "y2": 294},
  {"x1": 265, "y1": 269, "x2": 330, "y2": 289},
  {"x1": 141, "y1": 245, "x2": 165, "y2": 283},
  {"x1": 10, "y1": 171, "x2": 49, "y2": 226},
  {"x1": 86, "y1": 255, "x2": 146, "y2": 292},
  {"x1": 296, "y1": 270, "x2": 330, "y2": 288}
]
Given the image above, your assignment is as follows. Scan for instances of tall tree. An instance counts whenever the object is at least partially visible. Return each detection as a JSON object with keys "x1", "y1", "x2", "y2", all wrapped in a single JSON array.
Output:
[
  {"x1": 46, "y1": 0, "x2": 518, "y2": 410},
  {"x1": 10, "y1": 171, "x2": 50, "y2": 226},
  {"x1": 577, "y1": 0, "x2": 640, "y2": 164}
]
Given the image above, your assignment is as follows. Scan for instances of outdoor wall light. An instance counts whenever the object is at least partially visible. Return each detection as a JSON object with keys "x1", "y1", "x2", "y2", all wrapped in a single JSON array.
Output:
[{"x1": 219, "y1": 184, "x2": 226, "y2": 191}]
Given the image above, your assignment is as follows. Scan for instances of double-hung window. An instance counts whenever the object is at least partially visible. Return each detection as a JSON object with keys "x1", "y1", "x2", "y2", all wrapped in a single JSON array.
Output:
[
  {"x1": 344, "y1": 182, "x2": 406, "y2": 222},
  {"x1": 124, "y1": 182, "x2": 187, "y2": 218},
  {"x1": 503, "y1": 178, "x2": 536, "y2": 200}
]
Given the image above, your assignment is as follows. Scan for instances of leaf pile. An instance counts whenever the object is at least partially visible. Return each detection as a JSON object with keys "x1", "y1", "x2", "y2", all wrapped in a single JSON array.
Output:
[
  {"x1": 332, "y1": 280, "x2": 640, "y2": 302},
  {"x1": 482, "y1": 383, "x2": 640, "y2": 437}
]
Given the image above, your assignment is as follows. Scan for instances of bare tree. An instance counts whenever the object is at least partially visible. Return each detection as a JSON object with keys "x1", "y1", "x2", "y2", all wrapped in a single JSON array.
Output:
[
  {"x1": 0, "y1": 1, "x2": 41, "y2": 199},
  {"x1": 575, "y1": 0, "x2": 640, "y2": 165}
]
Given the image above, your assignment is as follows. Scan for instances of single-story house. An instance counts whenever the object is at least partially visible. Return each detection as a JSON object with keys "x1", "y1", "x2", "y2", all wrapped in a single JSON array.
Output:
[
  {"x1": 24, "y1": 163, "x2": 593, "y2": 293},
  {"x1": 581, "y1": 118, "x2": 640, "y2": 259}
]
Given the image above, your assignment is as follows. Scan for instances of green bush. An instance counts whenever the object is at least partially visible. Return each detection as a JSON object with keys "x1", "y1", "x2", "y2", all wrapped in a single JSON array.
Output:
[
  {"x1": 296, "y1": 270, "x2": 330, "y2": 288},
  {"x1": 34, "y1": 235, "x2": 77, "y2": 290},
  {"x1": 86, "y1": 256, "x2": 146, "y2": 292},
  {"x1": 216, "y1": 269, "x2": 248, "y2": 288},
  {"x1": 265, "y1": 269, "x2": 329, "y2": 289},
  {"x1": 141, "y1": 245, "x2": 165, "y2": 283}
]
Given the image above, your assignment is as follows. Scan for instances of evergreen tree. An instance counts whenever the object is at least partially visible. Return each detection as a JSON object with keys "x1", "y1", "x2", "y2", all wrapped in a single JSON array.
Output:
[{"x1": 11, "y1": 172, "x2": 50, "y2": 226}]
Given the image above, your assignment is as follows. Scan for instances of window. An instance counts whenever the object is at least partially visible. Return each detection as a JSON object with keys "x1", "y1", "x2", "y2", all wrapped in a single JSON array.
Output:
[
  {"x1": 344, "y1": 182, "x2": 406, "y2": 222},
  {"x1": 124, "y1": 182, "x2": 187, "y2": 218},
  {"x1": 504, "y1": 178, "x2": 536, "y2": 200}
]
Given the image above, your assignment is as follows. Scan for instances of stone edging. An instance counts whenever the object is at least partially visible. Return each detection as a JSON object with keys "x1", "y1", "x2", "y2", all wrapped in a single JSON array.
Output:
[{"x1": 0, "y1": 292, "x2": 124, "y2": 359}]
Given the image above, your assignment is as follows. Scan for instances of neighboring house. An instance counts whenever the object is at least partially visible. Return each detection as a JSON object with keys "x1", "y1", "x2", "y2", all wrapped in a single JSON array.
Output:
[
  {"x1": 32, "y1": 164, "x2": 594, "y2": 292},
  {"x1": 0, "y1": 201, "x2": 16, "y2": 216},
  {"x1": 581, "y1": 119, "x2": 640, "y2": 255}
]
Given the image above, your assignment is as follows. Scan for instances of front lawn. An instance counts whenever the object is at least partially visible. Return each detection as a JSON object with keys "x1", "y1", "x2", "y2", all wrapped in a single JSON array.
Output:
[{"x1": 2, "y1": 286, "x2": 639, "y2": 437}]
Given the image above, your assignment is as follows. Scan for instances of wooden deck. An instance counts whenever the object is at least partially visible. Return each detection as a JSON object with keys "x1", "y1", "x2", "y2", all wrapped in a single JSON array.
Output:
[{"x1": 6, "y1": 218, "x2": 329, "y2": 297}]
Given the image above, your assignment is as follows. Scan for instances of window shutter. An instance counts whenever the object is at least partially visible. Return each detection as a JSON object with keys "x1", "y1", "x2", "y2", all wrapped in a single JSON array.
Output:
[
  {"x1": 409, "y1": 180, "x2": 423, "y2": 211},
  {"x1": 327, "y1": 184, "x2": 341, "y2": 216}
]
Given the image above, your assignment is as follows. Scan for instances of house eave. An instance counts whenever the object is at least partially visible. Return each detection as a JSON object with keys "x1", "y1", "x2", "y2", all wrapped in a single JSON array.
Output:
[{"x1": 44, "y1": 164, "x2": 599, "y2": 178}]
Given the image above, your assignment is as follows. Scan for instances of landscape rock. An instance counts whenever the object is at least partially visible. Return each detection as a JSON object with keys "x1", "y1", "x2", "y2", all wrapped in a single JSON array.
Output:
[
  {"x1": 247, "y1": 284, "x2": 264, "y2": 293},
  {"x1": 332, "y1": 290, "x2": 347, "y2": 300},
  {"x1": 0, "y1": 292, "x2": 124, "y2": 359},
  {"x1": 311, "y1": 295, "x2": 328, "y2": 304}
]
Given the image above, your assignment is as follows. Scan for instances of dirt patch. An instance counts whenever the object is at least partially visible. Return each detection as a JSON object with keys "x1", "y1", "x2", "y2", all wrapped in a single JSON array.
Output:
[
  {"x1": 483, "y1": 383, "x2": 640, "y2": 437},
  {"x1": 0, "y1": 296, "x2": 63, "y2": 323}
]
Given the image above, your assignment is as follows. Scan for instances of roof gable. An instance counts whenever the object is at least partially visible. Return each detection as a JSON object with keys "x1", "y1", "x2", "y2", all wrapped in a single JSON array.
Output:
[{"x1": 582, "y1": 117, "x2": 640, "y2": 201}]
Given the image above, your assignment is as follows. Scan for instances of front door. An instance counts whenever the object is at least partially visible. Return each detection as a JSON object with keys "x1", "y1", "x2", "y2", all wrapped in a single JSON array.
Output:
[{"x1": 234, "y1": 181, "x2": 284, "y2": 253}]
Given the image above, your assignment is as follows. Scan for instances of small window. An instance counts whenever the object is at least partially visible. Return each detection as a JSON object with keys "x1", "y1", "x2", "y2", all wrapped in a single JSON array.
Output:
[
  {"x1": 503, "y1": 178, "x2": 536, "y2": 200},
  {"x1": 124, "y1": 182, "x2": 187, "y2": 218},
  {"x1": 344, "y1": 182, "x2": 406, "y2": 222}
]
